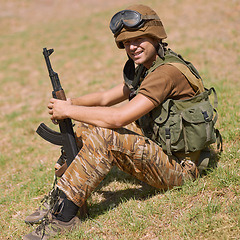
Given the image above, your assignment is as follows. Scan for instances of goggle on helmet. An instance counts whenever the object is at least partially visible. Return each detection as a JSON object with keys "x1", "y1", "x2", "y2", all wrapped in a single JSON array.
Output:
[{"x1": 110, "y1": 10, "x2": 160, "y2": 35}]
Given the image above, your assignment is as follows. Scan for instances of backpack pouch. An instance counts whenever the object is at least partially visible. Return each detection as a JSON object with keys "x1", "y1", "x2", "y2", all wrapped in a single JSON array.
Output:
[{"x1": 153, "y1": 89, "x2": 217, "y2": 155}]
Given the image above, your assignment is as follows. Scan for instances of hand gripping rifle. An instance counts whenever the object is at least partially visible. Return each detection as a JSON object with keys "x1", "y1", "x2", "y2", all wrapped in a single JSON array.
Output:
[{"x1": 36, "y1": 48, "x2": 87, "y2": 217}]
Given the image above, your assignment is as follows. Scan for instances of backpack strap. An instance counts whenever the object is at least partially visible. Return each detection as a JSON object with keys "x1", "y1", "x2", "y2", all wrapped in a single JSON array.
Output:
[
  {"x1": 206, "y1": 87, "x2": 223, "y2": 153},
  {"x1": 146, "y1": 49, "x2": 205, "y2": 95},
  {"x1": 167, "y1": 62, "x2": 205, "y2": 94}
]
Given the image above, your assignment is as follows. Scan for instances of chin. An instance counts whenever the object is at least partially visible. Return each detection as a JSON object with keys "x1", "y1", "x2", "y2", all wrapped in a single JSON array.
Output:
[{"x1": 133, "y1": 59, "x2": 144, "y2": 65}]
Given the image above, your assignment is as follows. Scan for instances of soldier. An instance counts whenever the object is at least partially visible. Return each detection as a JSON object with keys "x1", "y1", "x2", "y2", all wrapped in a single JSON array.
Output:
[{"x1": 23, "y1": 4, "x2": 218, "y2": 240}]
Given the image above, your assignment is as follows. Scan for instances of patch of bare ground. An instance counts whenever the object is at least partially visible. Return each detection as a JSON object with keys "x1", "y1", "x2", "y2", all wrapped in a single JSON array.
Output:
[{"x1": 0, "y1": 0, "x2": 137, "y2": 35}]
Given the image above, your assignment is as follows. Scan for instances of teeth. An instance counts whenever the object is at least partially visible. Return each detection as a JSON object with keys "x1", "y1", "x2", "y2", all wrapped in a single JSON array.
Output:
[{"x1": 133, "y1": 52, "x2": 142, "y2": 56}]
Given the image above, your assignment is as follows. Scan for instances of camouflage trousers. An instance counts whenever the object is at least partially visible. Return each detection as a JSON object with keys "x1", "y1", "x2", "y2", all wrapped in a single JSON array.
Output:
[{"x1": 57, "y1": 122, "x2": 199, "y2": 207}]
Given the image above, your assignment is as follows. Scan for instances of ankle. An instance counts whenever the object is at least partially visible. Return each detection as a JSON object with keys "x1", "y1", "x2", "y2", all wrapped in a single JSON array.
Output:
[{"x1": 54, "y1": 195, "x2": 79, "y2": 222}]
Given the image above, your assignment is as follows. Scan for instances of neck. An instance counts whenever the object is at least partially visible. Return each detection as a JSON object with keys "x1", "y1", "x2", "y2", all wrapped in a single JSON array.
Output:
[{"x1": 143, "y1": 54, "x2": 158, "y2": 69}]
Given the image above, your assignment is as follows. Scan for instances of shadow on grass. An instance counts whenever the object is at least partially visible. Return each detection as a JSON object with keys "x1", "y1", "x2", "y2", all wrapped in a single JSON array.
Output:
[
  {"x1": 81, "y1": 148, "x2": 221, "y2": 219},
  {"x1": 83, "y1": 166, "x2": 163, "y2": 219}
]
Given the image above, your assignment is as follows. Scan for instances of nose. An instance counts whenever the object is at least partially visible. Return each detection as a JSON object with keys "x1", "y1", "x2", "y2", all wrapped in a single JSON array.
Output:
[{"x1": 129, "y1": 40, "x2": 138, "y2": 51}]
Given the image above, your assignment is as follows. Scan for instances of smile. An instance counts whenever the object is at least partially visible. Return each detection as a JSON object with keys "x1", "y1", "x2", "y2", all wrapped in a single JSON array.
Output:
[{"x1": 132, "y1": 51, "x2": 143, "y2": 58}]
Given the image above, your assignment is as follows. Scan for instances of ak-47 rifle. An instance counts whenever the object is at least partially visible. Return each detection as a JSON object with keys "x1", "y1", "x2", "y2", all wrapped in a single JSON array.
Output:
[
  {"x1": 36, "y1": 48, "x2": 87, "y2": 216},
  {"x1": 37, "y1": 48, "x2": 78, "y2": 167}
]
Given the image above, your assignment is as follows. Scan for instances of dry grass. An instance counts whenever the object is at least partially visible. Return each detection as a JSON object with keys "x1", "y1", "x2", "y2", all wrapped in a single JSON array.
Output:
[{"x1": 0, "y1": 0, "x2": 239, "y2": 239}]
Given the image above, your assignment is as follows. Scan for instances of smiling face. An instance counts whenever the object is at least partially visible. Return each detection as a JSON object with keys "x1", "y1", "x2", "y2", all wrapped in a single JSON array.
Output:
[{"x1": 123, "y1": 36, "x2": 159, "y2": 69}]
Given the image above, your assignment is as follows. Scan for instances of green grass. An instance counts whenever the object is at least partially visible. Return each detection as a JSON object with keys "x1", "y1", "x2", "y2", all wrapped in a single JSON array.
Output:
[{"x1": 0, "y1": 0, "x2": 239, "y2": 239}]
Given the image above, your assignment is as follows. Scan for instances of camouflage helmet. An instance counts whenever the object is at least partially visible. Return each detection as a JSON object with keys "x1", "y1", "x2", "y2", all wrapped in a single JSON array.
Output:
[{"x1": 111, "y1": 5, "x2": 167, "y2": 49}]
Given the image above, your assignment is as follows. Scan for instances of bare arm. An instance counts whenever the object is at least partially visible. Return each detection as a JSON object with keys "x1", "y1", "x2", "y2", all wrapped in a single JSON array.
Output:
[
  {"x1": 70, "y1": 83, "x2": 130, "y2": 107},
  {"x1": 48, "y1": 93, "x2": 155, "y2": 128}
]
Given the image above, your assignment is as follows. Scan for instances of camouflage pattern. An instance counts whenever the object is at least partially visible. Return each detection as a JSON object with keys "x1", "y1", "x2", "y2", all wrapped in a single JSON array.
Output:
[{"x1": 57, "y1": 122, "x2": 199, "y2": 207}]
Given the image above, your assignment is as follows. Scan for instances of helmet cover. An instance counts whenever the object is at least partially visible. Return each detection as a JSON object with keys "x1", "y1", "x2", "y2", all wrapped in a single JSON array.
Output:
[{"x1": 114, "y1": 5, "x2": 167, "y2": 49}]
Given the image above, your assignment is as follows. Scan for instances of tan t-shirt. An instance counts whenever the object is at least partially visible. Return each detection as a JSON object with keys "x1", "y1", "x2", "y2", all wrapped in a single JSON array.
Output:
[{"x1": 138, "y1": 64, "x2": 196, "y2": 106}]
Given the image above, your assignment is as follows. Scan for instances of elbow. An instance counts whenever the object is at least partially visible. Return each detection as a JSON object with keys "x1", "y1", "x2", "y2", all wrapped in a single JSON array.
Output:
[
  {"x1": 111, "y1": 121, "x2": 126, "y2": 129},
  {"x1": 110, "y1": 112, "x2": 131, "y2": 128}
]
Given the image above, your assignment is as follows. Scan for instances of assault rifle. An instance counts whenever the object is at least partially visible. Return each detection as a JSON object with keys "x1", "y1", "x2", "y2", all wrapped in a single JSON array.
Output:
[
  {"x1": 36, "y1": 48, "x2": 87, "y2": 216},
  {"x1": 37, "y1": 48, "x2": 78, "y2": 167}
]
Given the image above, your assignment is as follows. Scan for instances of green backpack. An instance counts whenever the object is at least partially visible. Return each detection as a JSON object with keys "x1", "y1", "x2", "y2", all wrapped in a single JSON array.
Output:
[{"x1": 141, "y1": 87, "x2": 222, "y2": 155}]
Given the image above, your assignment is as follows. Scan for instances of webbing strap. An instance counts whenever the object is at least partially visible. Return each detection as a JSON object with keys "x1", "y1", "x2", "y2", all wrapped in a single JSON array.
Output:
[
  {"x1": 165, "y1": 127, "x2": 172, "y2": 155},
  {"x1": 168, "y1": 62, "x2": 205, "y2": 94},
  {"x1": 205, "y1": 88, "x2": 222, "y2": 152},
  {"x1": 207, "y1": 87, "x2": 218, "y2": 109},
  {"x1": 207, "y1": 87, "x2": 218, "y2": 125},
  {"x1": 216, "y1": 129, "x2": 223, "y2": 152},
  {"x1": 213, "y1": 109, "x2": 218, "y2": 125}
]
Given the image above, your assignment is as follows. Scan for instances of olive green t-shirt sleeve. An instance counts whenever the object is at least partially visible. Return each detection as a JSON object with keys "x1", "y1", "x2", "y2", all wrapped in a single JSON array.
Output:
[{"x1": 138, "y1": 64, "x2": 196, "y2": 106}]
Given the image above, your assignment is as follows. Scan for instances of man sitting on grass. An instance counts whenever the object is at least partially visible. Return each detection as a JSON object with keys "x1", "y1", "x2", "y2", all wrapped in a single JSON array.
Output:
[{"x1": 23, "y1": 4, "x2": 219, "y2": 240}]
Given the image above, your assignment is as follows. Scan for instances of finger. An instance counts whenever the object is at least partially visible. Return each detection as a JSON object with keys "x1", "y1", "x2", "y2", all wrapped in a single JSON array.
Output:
[
  {"x1": 47, "y1": 103, "x2": 54, "y2": 109},
  {"x1": 52, "y1": 119, "x2": 59, "y2": 125},
  {"x1": 50, "y1": 98, "x2": 56, "y2": 103}
]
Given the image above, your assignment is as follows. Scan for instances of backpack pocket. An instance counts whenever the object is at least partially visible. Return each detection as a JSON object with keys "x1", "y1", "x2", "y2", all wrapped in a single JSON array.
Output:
[
  {"x1": 153, "y1": 89, "x2": 218, "y2": 155},
  {"x1": 157, "y1": 111, "x2": 185, "y2": 154},
  {"x1": 180, "y1": 99, "x2": 216, "y2": 152}
]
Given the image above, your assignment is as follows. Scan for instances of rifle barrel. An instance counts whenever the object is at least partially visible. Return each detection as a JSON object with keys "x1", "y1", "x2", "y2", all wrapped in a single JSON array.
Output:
[{"x1": 43, "y1": 48, "x2": 63, "y2": 92}]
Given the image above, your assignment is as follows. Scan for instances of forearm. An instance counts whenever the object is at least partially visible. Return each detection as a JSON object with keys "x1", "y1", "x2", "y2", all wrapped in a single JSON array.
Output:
[
  {"x1": 70, "y1": 83, "x2": 130, "y2": 107},
  {"x1": 48, "y1": 93, "x2": 155, "y2": 129},
  {"x1": 71, "y1": 92, "x2": 106, "y2": 106},
  {"x1": 65, "y1": 105, "x2": 126, "y2": 128}
]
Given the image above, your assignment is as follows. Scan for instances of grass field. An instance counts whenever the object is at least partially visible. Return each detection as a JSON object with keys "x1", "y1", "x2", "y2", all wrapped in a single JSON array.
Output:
[{"x1": 0, "y1": 0, "x2": 239, "y2": 239}]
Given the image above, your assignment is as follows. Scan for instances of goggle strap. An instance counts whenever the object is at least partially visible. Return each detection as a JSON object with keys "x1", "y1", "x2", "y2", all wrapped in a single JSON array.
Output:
[{"x1": 141, "y1": 15, "x2": 160, "y2": 20}]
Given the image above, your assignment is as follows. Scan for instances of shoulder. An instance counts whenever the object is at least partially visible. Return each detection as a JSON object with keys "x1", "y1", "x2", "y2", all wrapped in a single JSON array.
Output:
[
  {"x1": 152, "y1": 63, "x2": 184, "y2": 79},
  {"x1": 143, "y1": 63, "x2": 185, "y2": 89},
  {"x1": 138, "y1": 64, "x2": 177, "y2": 106},
  {"x1": 139, "y1": 63, "x2": 195, "y2": 105}
]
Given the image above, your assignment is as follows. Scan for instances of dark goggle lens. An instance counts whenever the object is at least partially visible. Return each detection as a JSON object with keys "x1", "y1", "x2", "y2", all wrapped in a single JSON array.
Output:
[
  {"x1": 122, "y1": 11, "x2": 141, "y2": 27},
  {"x1": 110, "y1": 10, "x2": 142, "y2": 34}
]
